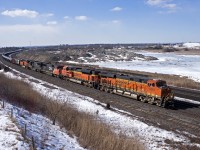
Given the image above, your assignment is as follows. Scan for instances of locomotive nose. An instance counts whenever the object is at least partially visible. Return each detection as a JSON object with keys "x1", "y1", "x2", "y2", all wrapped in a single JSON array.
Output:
[
  {"x1": 162, "y1": 87, "x2": 174, "y2": 99},
  {"x1": 162, "y1": 86, "x2": 171, "y2": 96}
]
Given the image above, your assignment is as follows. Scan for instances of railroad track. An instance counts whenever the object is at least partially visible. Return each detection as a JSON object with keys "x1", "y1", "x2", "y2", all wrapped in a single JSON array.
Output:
[
  {"x1": 171, "y1": 86, "x2": 200, "y2": 102},
  {"x1": 1, "y1": 53, "x2": 200, "y2": 145}
]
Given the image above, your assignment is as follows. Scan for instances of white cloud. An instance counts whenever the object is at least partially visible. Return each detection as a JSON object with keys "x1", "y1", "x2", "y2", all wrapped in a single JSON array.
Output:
[
  {"x1": 42, "y1": 13, "x2": 54, "y2": 17},
  {"x1": 1, "y1": 9, "x2": 39, "y2": 18},
  {"x1": 47, "y1": 21, "x2": 57, "y2": 25},
  {"x1": 146, "y1": 0, "x2": 177, "y2": 11},
  {"x1": 64, "y1": 16, "x2": 69, "y2": 19},
  {"x1": 110, "y1": 7, "x2": 123, "y2": 12},
  {"x1": 112, "y1": 20, "x2": 121, "y2": 24},
  {"x1": 63, "y1": 16, "x2": 73, "y2": 23},
  {"x1": 0, "y1": 24, "x2": 59, "y2": 46},
  {"x1": 146, "y1": 0, "x2": 166, "y2": 6},
  {"x1": 163, "y1": 3, "x2": 177, "y2": 9},
  {"x1": 75, "y1": 16, "x2": 88, "y2": 21}
]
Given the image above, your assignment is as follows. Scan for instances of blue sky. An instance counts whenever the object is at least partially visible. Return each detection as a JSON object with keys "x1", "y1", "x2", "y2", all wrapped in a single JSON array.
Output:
[{"x1": 0, "y1": 0, "x2": 200, "y2": 46}]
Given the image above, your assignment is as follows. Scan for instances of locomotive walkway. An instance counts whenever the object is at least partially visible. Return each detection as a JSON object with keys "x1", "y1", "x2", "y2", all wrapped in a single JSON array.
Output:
[{"x1": 1, "y1": 55, "x2": 200, "y2": 149}]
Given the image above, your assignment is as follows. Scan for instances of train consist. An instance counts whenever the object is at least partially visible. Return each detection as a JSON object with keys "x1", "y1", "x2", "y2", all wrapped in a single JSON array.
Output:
[{"x1": 2, "y1": 51, "x2": 174, "y2": 108}]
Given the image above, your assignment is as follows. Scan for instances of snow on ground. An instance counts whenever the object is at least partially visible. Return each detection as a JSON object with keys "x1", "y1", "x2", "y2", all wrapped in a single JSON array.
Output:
[
  {"x1": 183, "y1": 42, "x2": 200, "y2": 49},
  {"x1": 0, "y1": 104, "x2": 29, "y2": 150},
  {"x1": 0, "y1": 102, "x2": 86, "y2": 150},
  {"x1": 1, "y1": 68, "x2": 200, "y2": 149},
  {"x1": 90, "y1": 51, "x2": 200, "y2": 83},
  {"x1": 175, "y1": 97, "x2": 200, "y2": 105}
]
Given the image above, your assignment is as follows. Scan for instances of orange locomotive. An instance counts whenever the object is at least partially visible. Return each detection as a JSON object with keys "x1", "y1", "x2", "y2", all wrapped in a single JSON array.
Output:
[
  {"x1": 52, "y1": 65, "x2": 100, "y2": 87},
  {"x1": 19, "y1": 59, "x2": 30, "y2": 68},
  {"x1": 99, "y1": 73, "x2": 174, "y2": 107}
]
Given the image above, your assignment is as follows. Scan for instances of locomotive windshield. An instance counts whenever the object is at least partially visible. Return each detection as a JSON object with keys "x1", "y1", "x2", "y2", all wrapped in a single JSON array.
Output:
[{"x1": 156, "y1": 81, "x2": 167, "y2": 88}]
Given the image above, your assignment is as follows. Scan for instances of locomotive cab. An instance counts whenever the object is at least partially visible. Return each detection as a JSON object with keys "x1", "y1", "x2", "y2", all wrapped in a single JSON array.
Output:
[
  {"x1": 53, "y1": 65, "x2": 64, "y2": 77},
  {"x1": 155, "y1": 80, "x2": 173, "y2": 99},
  {"x1": 147, "y1": 79, "x2": 174, "y2": 107},
  {"x1": 156, "y1": 80, "x2": 167, "y2": 88},
  {"x1": 61, "y1": 66, "x2": 73, "y2": 78}
]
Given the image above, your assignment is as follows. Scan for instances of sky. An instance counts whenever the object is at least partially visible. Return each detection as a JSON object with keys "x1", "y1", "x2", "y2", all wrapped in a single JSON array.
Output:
[{"x1": 0, "y1": 0, "x2": 200, "y2": 47}]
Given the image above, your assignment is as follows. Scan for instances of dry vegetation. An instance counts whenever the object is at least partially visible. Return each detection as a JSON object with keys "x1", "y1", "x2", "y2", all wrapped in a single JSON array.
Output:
[
  {"x1": 0, "y1": 72, "x2": 143, "y2": 150},
  {"x1": 141, "y1": 71, "x2": 200, "y2": 90},
  {"x1": 152, "y1": 73, "x2": 200, "y2": 90}
]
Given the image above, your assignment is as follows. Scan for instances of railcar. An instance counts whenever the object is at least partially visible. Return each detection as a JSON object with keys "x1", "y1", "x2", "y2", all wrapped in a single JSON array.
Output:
[
  {"x1": 69, "y1": 68, "x2": 99, "y2": 87},
  {"x1": 19, "y1": 59, "x2": 29, "y2": 68},
  {"x1": 40, "y1": 63, "x2": 54, "y2": 75},
  {"x1": 29, "y1": 61, "x2": 44, "y2": 71},
  {"x1": 60, "y1": 66, "x2": 74, "y2": 78},
  {"x1": 11, "y1": 58, "x2": 19, "y2": 65}
]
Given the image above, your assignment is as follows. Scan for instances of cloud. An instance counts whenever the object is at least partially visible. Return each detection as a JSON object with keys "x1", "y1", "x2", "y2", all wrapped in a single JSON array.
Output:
[
  {"x1": 1, "y1": 9, "x2": 39, "y2": 18},
  {"x1": 0, "y1": 24, "x2": 59, "y2": 46},
  {"x1": 112, "y1": 20, "x2": 121, "y2": 24},
  {"x1": 63, "y1": 16, "x2": 72, "y2": 23},
  {"x1": 75, "y1": 16, "x2": 88, "y2": 21},
  {"x1": 146, "y1": 0, "x2": 166, "y2": 6},
  {"x1": 64, "y1": 16, "x2": 69, "y2": 19},
  {"x1": 47, "y1": 21, "x2": 57, "y2": 25},
  {"x1": 42, "y1": 13, "x2": 54, "y2": 17},
  {"x1": 163, "y1": 3, "x2": 177, "y2": 9},
  {"x1": 146, "y1": 0, "x2": 177, "y2": 12},
  {"x1": 110, "y1": 7, "x2": 123, "y2": 12}
]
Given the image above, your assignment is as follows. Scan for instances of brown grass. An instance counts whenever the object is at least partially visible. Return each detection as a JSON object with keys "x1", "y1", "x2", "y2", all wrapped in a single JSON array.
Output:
[
  {"x1": 152, "y1": 73, "x2": 200, "y2": 90},
  {"x1": 0, "y1": 73, "x2": 143, "y2": 150}
]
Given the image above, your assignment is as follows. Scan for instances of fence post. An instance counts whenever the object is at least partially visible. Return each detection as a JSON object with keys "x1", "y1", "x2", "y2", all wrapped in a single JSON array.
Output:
[
  {"x1": 53, "y1": 118, "x2": 56, "y2": 125},
  {"x1": 2, "y1": 100, "x2": 5, "y2": 108},
  {"x1": 106, "y1": 103, "x2": 110, "y2": 109},
  {"x1": 31, "y1": 136, "x2": 35, "y2": 150},
  {"x1": 11, "y1": 109, "x2": 13, "y2": 118},
  {"x1": 24, "y1": 124, "x2": 27, "y2": 137}
]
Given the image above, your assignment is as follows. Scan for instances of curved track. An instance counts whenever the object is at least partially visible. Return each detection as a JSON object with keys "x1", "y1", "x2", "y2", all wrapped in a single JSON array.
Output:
[{"x1": 1, "y1": 54, "x2": 200, "y2": 147}]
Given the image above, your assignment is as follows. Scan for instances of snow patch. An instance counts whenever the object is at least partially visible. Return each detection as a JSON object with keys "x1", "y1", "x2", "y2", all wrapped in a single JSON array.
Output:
[
  {"x1": 0, "y1": 105, "x2": 29, "y2": 149},
  {"x1": 183, "y1": 42, "x2": 200, "y2": 49},
  {"x1": 2, "y1": 103, "x2": 86, "y2": 150}
]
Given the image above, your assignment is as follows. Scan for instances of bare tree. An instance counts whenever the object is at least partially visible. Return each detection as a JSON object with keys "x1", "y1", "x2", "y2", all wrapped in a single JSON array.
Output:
[{"x1": 46, "y1": 98, "x2": 69, "y2": 125}]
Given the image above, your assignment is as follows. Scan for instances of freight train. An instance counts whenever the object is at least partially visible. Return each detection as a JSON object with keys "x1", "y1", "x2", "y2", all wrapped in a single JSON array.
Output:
[{"x1": 2, "y1": 51, "x2": 174, "y2": 108}]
